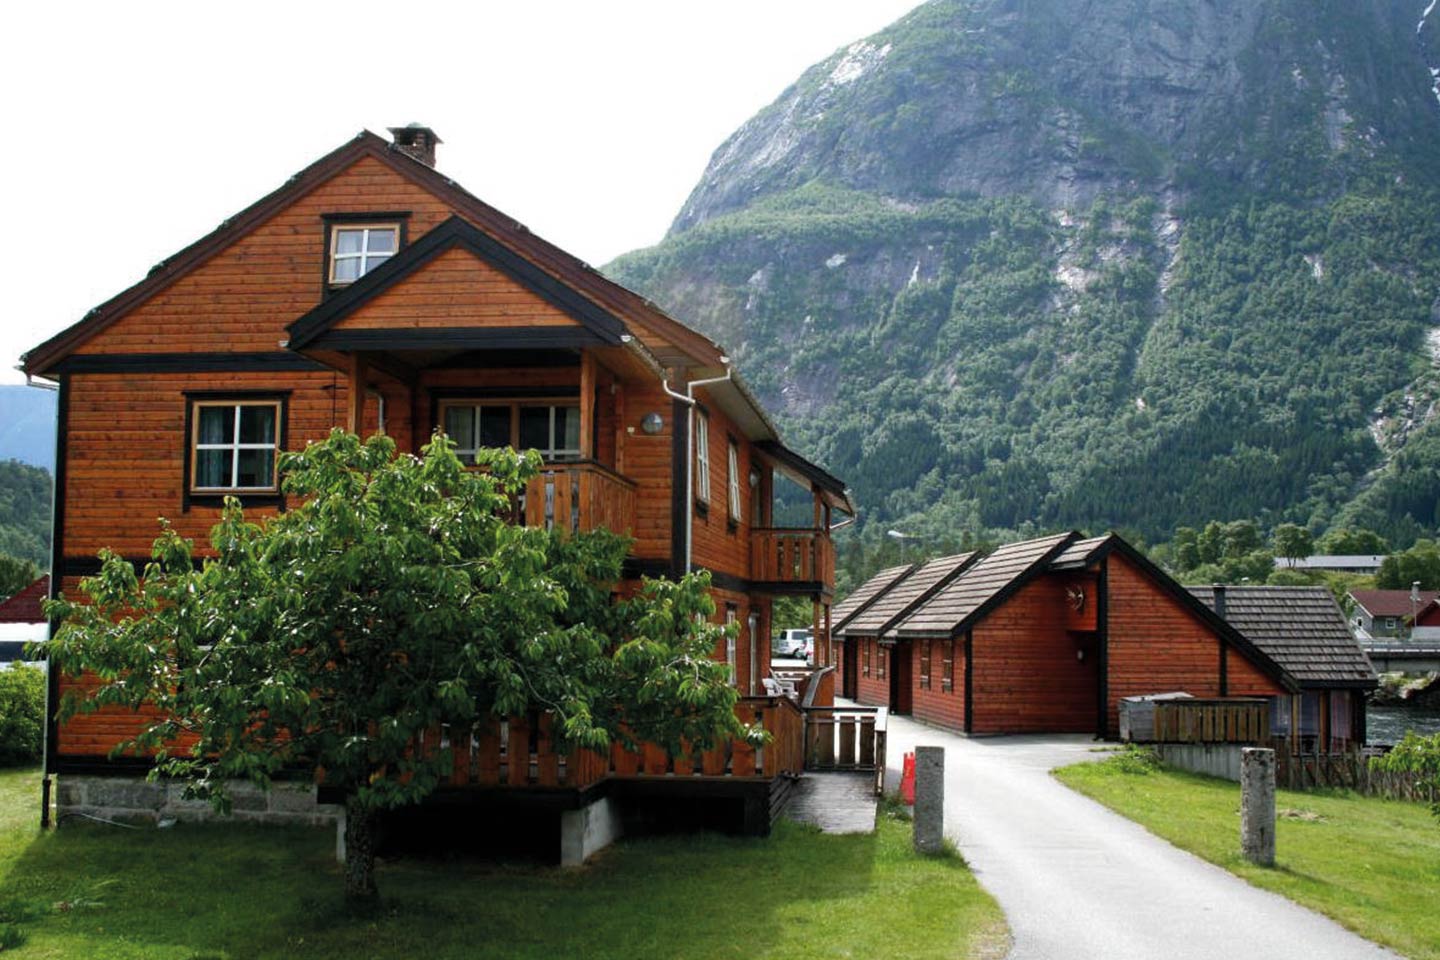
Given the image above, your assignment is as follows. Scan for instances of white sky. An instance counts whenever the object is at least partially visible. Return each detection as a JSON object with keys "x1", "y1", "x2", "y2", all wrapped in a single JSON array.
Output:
[{"x1": 0, "y1": 0, "x2": 922, "y2": 385}]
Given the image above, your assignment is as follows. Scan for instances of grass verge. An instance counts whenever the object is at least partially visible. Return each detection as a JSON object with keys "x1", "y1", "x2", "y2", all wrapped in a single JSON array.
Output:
[
  {"x1": 1055, "y1": 751, "x2": 1440, "y2": 960},
  {"x1": 0, "y1": 768, "x2": 1005, "y2": 959}
]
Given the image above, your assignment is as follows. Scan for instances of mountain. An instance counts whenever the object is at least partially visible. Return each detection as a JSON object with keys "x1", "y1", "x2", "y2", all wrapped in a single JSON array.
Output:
[
  {"x1": 0, "y1": 385, "x2": 56, "y2": 470},
  {"x1": 609, "y1": 0, "x2": 1440, "y2": 553}
]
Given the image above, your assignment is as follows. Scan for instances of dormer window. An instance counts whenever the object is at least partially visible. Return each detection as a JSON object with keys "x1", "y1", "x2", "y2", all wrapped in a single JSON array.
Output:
[{"x1": 329, "y1": 223, "x2": 399, "y2": 284}]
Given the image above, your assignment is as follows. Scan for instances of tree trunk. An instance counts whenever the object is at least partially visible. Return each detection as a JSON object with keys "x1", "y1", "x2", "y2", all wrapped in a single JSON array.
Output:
[{"x1": 343, "y1": 795, "x2": 379, "y2": 902}]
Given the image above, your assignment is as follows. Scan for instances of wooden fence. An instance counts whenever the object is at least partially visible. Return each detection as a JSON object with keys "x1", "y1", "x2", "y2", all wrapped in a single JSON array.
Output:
[
  {"x1": 1152, "y1": 698, "x2": 1270, "y2": 744},
  {"x1": 427, "y1": 696, "x2": 806, "y2": 792},
  {"x1": 1274, "y1": 741, "x2": 1437, "y2": 802},
  {"x1": 802, "y1": 705, "x2": 887, "y2": 795}
]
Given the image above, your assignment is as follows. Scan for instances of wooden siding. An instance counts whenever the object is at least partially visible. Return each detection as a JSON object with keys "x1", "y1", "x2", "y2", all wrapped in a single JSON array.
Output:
[
  {"x1": 970, "y1": 575, "x2": 1098, "y2": 734},
  {"x1": 331, "y1": 246, "x2": 582, "y2": 331},
  {"x1": 855, "y1": 639, "x2": 890, "y2": 707},
  {"x1": 910, "y1": 637, "x2": 965, "y2": 731},
  {"x1": 690, "y1": 392, "x2": 753, "y2": 578},
  {"x1": 1105, "y1": 553, "x2": 1282, "y2": 735}
]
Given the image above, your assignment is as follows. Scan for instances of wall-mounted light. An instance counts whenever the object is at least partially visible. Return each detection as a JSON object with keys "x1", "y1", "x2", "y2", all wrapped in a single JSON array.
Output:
[
  {"x1": 749, "y1": 469, "x2": 760, "y2": 488},
  {"x1": 641, "y1": 412, "x2": 664, "y2": 435}
]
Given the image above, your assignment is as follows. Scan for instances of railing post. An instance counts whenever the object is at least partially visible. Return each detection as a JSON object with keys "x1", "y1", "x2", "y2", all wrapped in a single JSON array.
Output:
[{"x1": 914, "y1": 745, "x2": 945, "y2": 855}]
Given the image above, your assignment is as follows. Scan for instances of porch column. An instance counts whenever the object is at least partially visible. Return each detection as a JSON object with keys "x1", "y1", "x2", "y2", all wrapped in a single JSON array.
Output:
[
  {"x1": 347, "y1": 354, "x2": 367, "y2": 435},
  {"x1": 579, "y1": 351, "x2": 596, "y2": 459}
]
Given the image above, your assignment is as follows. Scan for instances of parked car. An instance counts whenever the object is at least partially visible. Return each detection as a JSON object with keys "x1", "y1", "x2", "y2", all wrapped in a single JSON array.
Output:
[{"x1": 773, "y1": 628, "x2": 812, "y2": 661}]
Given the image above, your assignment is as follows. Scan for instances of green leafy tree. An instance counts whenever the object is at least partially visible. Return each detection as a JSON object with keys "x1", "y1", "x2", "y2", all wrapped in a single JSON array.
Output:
[
  {"x1": 1172, "y1": 526, "x2": 1201, "y2": 572},
  {"x1": 1375, "y1": 539, "x2": 1440, "y2": 591},
  {"x1": 1271, "y1": 523, "x2": 1314, "y2": 567},
  {"x1": 0, "y1": 663, "x2": 44, "y2": 766},
  {"x1": 46, "y1": 431, "x2": 752, "y2": 901},
  {"x1": 1318, "y1": 527, "x2": 1389, "y2": 555},
  {"x1": 0, "y1": 553, "x2": 38, "y2": 602},
  {"x1": 1196, "y1": 521, "x2": 1226, "y2": 566},
  {"x1": 1370, "y1": 732, "x2": 1440, "y2": 822},
  {"x1": 1223, "y1": 520, "x2": 1263, "y2": 559}
]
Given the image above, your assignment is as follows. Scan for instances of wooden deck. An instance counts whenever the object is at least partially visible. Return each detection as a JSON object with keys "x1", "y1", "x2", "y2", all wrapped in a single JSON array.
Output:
[{"x1": 784, "y1": 772, "x2": 879, "y2": 834}]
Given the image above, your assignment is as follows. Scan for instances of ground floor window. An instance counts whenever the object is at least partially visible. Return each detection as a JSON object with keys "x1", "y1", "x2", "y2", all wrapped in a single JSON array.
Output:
[
  {"x1": 942, "y1": 639, "x2": 954, "y2": 693},
  {"x1": 440, "y1": 400, "x2": 581, "y2": 463},
  {"x1": 862, "y1": 641, "x2": 871, "y2": 678},
  {"x1": 190, "y1": 399, "x2": 282, "y2": 493},
  {"x1": 878, "y1": 645, "x2": 887, "y2": 680},
  {"x1": 724, "y1": 604, "x2": 738, "y2": 687},
  {"x1": 919, "y1": 640, "x2": 932, "y2": 690}
]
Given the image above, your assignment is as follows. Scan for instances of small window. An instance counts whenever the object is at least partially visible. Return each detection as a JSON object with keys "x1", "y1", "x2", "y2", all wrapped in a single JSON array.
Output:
[
  {"x1": 942, "y1": 639, "x2": 955, "y2": 693},
  {"x1": 727, "y1": 441, "x2": 742, "y2": 524},
  {"x1": 518, "y1": 405, "x2": 581, "y2": 461},
  {"x1": 191, "y1": 400, "x2": 281, "y2": 492},
  {"x1": 920, "y1": 640, "x2": 932, "y2": 690},
  {"x1": 862, "y1": 641, "x2": 871, "y2": 678},
  {"x1": 694, "y1": 412, "x2": 711, "y2": 503},
  {"x1": 878, "y1": 645, "x2": 887, "y2": 680},
  {"x1": 725, "y1": 604, "x2": 738, "y2": 687},
  {"x1": 329, "y1": 224, "x2": 399, "y2": 284}
]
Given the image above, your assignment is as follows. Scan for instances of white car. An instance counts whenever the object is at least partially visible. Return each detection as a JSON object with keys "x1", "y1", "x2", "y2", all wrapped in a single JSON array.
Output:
[{"x1": 774, "y1": 628, "x2": 812, "y2": 661}]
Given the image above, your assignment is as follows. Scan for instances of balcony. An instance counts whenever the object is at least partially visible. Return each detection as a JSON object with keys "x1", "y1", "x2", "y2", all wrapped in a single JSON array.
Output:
[
  {"x1": 521, "y1": 461, "x2": 637, "y2": 536},
  {"x1": 750, "y1": 528, "x2": 835, "y2": 593}
]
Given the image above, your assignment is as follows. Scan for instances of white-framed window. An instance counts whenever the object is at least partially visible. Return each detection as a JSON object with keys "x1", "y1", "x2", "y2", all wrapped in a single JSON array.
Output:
[
  {"x1": 439, "y1": 401, "x2": 581, "y2": 463},
  {"x1": 727, "y1": 440, "x2": 742, "y2": 523},
  {"x1": 725, "y1": 605, "x2": 738, "y2": 687},
  {"x1": 694, "y1": 412, "x2": 711, "y2": 503},
  {"x1": 329, "y1": 223, "x2": 399, "y2": 284},
  {"x1": 191, "y1": 400, "x2": 281, "y2": 492}
]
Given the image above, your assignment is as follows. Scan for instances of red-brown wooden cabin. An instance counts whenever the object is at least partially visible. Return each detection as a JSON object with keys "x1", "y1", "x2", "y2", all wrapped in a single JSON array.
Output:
[
  {"x1": 22, "y1": 126, "x2": 853, "y2": 847},
  {"x1": 835, "y1": 532, "x2": 1377, "y2": 748}
]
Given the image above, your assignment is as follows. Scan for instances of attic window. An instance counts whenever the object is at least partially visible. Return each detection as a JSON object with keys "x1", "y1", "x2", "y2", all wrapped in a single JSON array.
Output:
[{"x1": 329, "y1": 224, "x2": 399, "y2": 284}]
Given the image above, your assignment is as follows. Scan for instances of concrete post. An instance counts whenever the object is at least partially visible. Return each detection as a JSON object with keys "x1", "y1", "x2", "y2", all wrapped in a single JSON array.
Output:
[
  {"x1": 1240, "y1": 747, "x2": 1275, "y2": 867},
  {"x1": 335, "y1": 806, "x2": 347, "y2": 864},
  {"x1": 913, "y1": 745, "x2": 944, "y2": 855}
]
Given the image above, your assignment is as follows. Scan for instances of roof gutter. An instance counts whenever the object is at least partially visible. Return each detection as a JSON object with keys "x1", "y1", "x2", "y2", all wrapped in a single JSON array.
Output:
[{"x1": 661, "y1": 363, "x2": 733, "y2": 575}]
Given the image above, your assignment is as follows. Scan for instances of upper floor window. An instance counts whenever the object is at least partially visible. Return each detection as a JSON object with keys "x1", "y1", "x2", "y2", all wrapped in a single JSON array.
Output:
[
  {"x1": 191, "y1": 400, "x2": 281, "y2": 492},
  {"x1": 329, "y1": 223, "x2": 399, "y2": 284},
  {"x1": 440, "y1": 400, "x2": 581, "y2": 463},
  {"x1": 694, "y1": 412, "x2": 711, "y2": 504},
  {"x1": 727, "y1": 440, "x2": 742, "y2": 524}
]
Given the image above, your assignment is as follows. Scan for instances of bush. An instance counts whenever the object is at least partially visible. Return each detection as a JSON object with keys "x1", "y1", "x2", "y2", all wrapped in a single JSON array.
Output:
[
  {"x1": 0, "y1": 664, "x2": 44, "y2": 766},
  {"x1": 1371, "y1": 732, "x2": 1440, "y2": 822}
]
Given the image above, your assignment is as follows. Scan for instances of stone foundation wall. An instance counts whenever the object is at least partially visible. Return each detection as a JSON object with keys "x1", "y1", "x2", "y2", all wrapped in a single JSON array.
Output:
[{"x1": 57, "y1": 775, "x2": 340, "y2": 828}]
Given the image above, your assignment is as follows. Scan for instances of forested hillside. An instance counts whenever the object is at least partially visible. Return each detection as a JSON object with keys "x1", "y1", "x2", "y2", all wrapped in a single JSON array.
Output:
[
  {"x1": 0, "y1": 460, "x2": 51, "y2": 571},
  {"x1": 609, "y1": 0, "x2": 1440, "y2": 558}
]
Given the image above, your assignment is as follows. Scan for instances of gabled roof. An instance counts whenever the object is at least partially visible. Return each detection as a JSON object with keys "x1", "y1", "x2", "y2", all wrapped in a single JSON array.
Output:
[
  {"x1": 22, "y1": 129, "x2": 726, "y2": 376},
  {"x1": 1191, "y1": 586, "x2": 1378, "y2": 688},
  {"x1": 831, "y1": 563, "x2": 914, "y2": 633},
  {"x1": 893, "y1": 534, "x2": 1077, "y2": 638},
  {"x1": 837, "y1": 554, "x2": 979, "y2": 639},
  {"x1": 286, "y1": 215, "x2": 628, "y2": 350},
  {"x1": 1048, "y1": 535, "x2": 1112, "y2": 570},
  {"x1": 754, "y1": 441, "x2": 855, "y2": 515},
  {"x1": 0, "y1": 576, "x2": 49, "y2": 624},
  {"x1": 1349, "y1": 589, "x2": 1439, "y2": 619}
]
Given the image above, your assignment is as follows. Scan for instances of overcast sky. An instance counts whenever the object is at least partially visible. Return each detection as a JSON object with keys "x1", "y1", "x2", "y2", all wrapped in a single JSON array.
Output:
[{"x1": 1, "y1": 0, "x2": 922, "y2": 384}]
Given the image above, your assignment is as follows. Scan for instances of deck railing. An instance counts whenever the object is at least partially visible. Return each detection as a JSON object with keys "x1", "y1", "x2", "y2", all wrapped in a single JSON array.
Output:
[
  {"x1": 431, "y1": 695, "x2": 806, "y2": 791},
  {"x1": 803, "y1": 704, "x2": 887, "y2": 795},
  {"x1": 750, "y1": 528, "x2": 835, "y2": 587},
  {"x1": 521, "y1": 461, "x2": 636, "y2": 536}
]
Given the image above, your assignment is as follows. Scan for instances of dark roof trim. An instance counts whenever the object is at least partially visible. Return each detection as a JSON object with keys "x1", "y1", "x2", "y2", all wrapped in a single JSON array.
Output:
[
  {"x1": 755, "y1": 440, "x2": 849, "y2": 505},
  {"x1": 306, "y1": 327, "x2": 609, "y2": 353},
  {"x1": 905, "y1": 534, "x2": 1080, "y2": 640},
  {"x1": 1079, "y1": 536, "x2": 1301, "y2": 693},
  {"x1": 53, "y1": 352, "x2": 329, "y2": 374},
  {"x1": 287, "y1": 215, "x2": 627, "y2": 349}
]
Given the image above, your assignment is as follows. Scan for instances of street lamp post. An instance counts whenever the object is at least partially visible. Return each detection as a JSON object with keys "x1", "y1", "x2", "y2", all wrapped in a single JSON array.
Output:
[{"x1": 887, "y1": 529, "x2": 923, "y2": 565}]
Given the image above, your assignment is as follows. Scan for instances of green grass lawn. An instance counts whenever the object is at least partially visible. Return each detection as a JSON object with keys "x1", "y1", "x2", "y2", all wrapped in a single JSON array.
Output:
[
  {"x1": 1056, "y1": 753, "x2": 1440, "y2": 960},
  {"x1": 0, "y1": 768, "x2": 1005, "y2": 959}
]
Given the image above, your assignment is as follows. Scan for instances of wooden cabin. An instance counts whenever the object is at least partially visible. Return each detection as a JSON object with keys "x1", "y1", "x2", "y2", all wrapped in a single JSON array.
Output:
[
  {"x1": 22, "y1": 126, "x2": 853, "y2": 843},
  {"x1": 835, "y1": 532, "x2": 1377, "y2": 747}
]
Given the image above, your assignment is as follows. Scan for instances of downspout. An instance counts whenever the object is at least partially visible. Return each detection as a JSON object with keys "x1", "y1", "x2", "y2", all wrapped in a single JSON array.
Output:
[{"x1": 661, "y1": 363, "x2": 732, "y2": 574}]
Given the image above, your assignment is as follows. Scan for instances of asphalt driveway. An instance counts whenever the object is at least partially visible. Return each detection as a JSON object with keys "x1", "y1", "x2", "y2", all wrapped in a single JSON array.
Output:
[{"x1": 882, "y1": 714, "x2": 1397, "y2": 960}]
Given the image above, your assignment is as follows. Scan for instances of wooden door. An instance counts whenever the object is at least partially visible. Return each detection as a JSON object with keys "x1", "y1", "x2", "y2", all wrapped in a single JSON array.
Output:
[
  {"x1": 843, "y1": 640, "x2": 858, "y2": 699},
  {"x1": 891, "y1": 641, "x2": 913, "y2": 715}
]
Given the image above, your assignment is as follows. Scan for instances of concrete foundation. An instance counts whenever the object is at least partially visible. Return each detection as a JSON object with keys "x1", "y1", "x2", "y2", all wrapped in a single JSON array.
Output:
[
  {"x1": 1156, "y1": 743, "x2": 1245, "y2": 782},
  {"x1": 57, "y1": 775, "x2": 339, "y2": 828},
  {"x1": 560, "y1": 795, "x2": 624, "y2": 866}
]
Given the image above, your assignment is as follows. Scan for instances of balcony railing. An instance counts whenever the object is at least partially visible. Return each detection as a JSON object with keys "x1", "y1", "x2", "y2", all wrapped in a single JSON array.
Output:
[
  {"x1": 429, "y1": 696, "x2": 806, "y2": 791},
  {"x1": 750, "y1": 528, "x2": 835, "y2": 587},
  {"x1": 521, "y1": 461, "x2": 637, "y2": 536}
]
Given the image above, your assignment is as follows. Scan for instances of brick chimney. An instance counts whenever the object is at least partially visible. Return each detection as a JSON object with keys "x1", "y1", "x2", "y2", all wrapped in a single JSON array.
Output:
[{"x1": 388, "y1": 123, "x2": 442, "y2": 167}]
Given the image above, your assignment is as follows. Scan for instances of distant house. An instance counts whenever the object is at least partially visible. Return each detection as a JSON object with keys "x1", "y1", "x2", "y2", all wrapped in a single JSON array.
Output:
[
  {"x1": 0, "y1": 575, "x2": 48, "y2": 663},
  {"x1": 1275, "y1": 555, "x2": 1386, "y2": 574},
  {"x1": 832, "y1": 532, "x2": 1376, "y2": 749},
  {"x1": 1348, "y1": 589, "x2": 1439, "y2": 639}
]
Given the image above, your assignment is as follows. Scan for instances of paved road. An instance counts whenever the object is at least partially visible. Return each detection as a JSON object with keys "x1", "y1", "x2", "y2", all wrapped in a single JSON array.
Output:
[{"x1": 883, "y1": 715, "x2": 1397, "y2": 960}]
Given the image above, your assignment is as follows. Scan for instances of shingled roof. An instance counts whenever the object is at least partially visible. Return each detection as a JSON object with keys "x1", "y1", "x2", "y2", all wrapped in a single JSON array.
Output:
[
  {"x1": 1190, "y1": 586, "x2": 1377, "y2": 688},
  {"x1": 836, "y1": 554, "x2": 979, "y2": 639},
  {"x1": 1349, "y1": 589, "x2": 1439, "y2": 619},
  {"x1": 831, "y1": 563, "x2": 914, "y2": 634},
  {"x1": 0, "y1": 576, "x2": 48, "y2": 624},
  {"x1": 892, "y1": 533, "x2": 1078, "y2": 638},
  {"x1": 1048, "y1": 535, "x2": 1112, "y2": 571}
]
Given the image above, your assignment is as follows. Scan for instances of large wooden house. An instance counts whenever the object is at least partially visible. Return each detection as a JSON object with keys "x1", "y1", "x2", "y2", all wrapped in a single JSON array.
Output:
[
  {"x1": 834, "y1": 532, "x2": 1377, "y2": 746},
  {"x1": 23, "y1": 126, "x2": 853, "y2": 847}
]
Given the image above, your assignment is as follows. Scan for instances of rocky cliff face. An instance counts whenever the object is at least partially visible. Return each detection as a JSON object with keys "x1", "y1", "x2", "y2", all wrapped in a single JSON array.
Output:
[{"x1": 610, "y1": 0, "x2": 1440, "y2": 550}]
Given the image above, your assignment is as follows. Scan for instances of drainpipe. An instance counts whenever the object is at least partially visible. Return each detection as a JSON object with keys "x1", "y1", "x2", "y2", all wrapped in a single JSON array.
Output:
[{"x1": 661, "y1": 362, "x2": 732, "y2": 574}]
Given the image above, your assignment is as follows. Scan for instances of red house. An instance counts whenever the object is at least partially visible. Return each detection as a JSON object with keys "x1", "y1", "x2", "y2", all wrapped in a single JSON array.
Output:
[
  {"x1": 835, "y1": 532, "x2": 1376, "y2": 745},
  {"x1": 22, "y1": 126, "x2": 852, "y2": 844}
]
